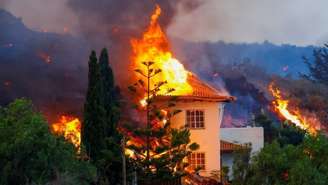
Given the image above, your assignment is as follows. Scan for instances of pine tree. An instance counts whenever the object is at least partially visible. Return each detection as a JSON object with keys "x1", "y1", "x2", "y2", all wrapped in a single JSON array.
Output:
[
  {"x1": 303, "y1": 44, "x2": 328, "y2": 86},
  {"x1": 82, "y1": 51, "x2": 107, "y2": 161},
  {"x1": 126, "y1": 61, "x2": 199, "y2": 182}
]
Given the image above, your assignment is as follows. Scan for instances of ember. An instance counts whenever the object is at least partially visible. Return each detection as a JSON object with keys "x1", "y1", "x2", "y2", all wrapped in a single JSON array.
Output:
[
  {"x1": 37, "y1": 52, "x2": 52, "y2": 64},
  {"x1": 51, "y1": 115, "x2": 81, "y2": 150},
  {"x1": 269, "y1": 82, "x2": 318, "y2": 134},
  {"x1": 130, "y1": 5, "x2": 192, "y2": 102},
  {"x1": 3, "y1": 81, "x2": 12, "y2": 87}
]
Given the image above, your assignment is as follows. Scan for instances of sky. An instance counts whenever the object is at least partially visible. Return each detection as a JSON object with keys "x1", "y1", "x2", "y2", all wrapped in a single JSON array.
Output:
[
  {"x1": 0, "y1": 0, "x2": 78, "y2": 33},
  {"x1": 1, "y1": 0, "x2": 328, "y2": 46},
  {"x1": 168, "y1": 0, "x2": 328, "y2": 46}
]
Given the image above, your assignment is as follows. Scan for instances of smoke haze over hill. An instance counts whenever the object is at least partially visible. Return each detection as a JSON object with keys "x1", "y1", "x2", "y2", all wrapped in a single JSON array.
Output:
[{"x1": 0, "y1": 1, "x2": 325, "y2": 127}]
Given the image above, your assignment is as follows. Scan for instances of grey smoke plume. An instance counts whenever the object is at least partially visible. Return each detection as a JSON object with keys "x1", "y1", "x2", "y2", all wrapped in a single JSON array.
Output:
[
  {"x1": 65, "y1": 0, "x2": 202, "y2": 83},
  {"x1": 0, "y1": 0, "x2": 78, "y2": 33},
  {"x1": 168, "y1": 0, "x2": 328, "y2": 46}
]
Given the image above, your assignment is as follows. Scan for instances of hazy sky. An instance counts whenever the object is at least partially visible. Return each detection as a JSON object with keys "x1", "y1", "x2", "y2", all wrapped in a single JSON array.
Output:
[
  {"x1": 168, "y1": 0, "x2": 328, "y2": 46},
  {"x1": 1, "y1": 0, "x2": 328, "y2": 46},
  {"x1": 0, "y1": 0, "x2": 78, "y2": 33}
]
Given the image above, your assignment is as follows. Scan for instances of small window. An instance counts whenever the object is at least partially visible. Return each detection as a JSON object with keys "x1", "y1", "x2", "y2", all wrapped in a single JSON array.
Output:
[
  {"x1": 188, "y1": 152, "x2": 205, "y2": 170},
  {"x1": 186, "y1": 110, "x2": 205, "y2": 128}
]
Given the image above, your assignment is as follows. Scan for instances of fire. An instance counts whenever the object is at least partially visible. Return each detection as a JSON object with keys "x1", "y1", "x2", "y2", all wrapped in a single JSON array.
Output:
[
  {"x1": 269, "y1": 83, "x2": 317, "y2": 134},
  {"x1": 51, "y1": 115, "x2": 81, "y2": 150},
  {"x1": 130, "y1": 5, "x2": 192, "y2": 100}
]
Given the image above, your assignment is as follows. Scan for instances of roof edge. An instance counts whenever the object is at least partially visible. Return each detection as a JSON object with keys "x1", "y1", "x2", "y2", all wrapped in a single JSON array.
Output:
[{"x1": 156, "y1": 95, "x2": 236, "y2": 103}]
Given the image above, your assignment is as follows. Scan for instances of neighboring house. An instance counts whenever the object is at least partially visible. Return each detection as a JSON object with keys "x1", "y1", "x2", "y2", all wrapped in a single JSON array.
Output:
[
  {"x1": 166, "y1": 74, "x2": 235, "y2": 176},
  {"x1": 220, "y1": 127, "x2": 264, "y2": 178}
]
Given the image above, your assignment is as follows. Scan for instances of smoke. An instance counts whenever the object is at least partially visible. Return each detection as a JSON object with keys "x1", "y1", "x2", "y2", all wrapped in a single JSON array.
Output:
[
  {"x1": 0, "y1": 0, "x2": 203, "y2": 121},
  {"x1": 0, "y1": 0, "x2": 78, "y2": 34},
  {"x1": 168, "y1": 0, "x2": 328, "y2": 46},
  {"x1": 63, "y1": 0, "x2": 203, "y2": 84}
]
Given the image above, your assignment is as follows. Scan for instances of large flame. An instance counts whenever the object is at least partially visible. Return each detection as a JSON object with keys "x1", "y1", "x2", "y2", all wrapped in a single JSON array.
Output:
[
  {"x1": 51, "y1": 115, "x2": 81, "y2": 150},
  {"x1": 269, "y1": 83, "x2": 317, "y2": 134},
  {"x1": 130, "y1": 5, "x2": 192, "y2": 99}
]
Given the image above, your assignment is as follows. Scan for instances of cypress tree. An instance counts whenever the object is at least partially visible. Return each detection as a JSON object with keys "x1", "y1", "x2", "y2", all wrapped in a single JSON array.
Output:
[
  {"x1": 99, "y1": 48, "x2": 119, "y2": 134},
  {"x1": 83, "y1": 49, "x2": 123, "y2": 184},
  {"x1": 82, "y1": 51, "x2": 107, "y2": 161}
]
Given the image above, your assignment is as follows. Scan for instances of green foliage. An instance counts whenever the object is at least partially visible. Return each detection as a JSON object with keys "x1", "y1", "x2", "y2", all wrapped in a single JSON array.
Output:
[
  {"x1": 254, "y1": 113, "x2": 278, "y2": 143},
  {"x1": 83, "y1": 50, "x2": 107, "y2": 161},
  {"x1": 277, "y1": 124, "x2": 305, "y2": 146},
  {"x1": 254, "y1": 113, "x2": 305, "y2": 146},
  {"x1": 303, "y1": 44, "x2": 328, "y2": 86},
  {"x1": 232, "y1": 134, "x2": 328, "y2": 185},
  {"x1": 83, "y1": 49, "x2": 123, "y2": 185},
  {"x1": 0, "y1": 99, "x2": 96, "y2": 185},
  {"x1": 232, "y1": 146, "x2": 252, "y2": 185},
  {"x1": 126, "y1": 61, "x2": 199, "y2": 181}
]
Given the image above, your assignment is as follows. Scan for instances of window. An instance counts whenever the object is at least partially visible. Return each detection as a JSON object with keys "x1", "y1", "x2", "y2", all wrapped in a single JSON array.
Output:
[
  {"x1": 188, "y1": 152, "x2": 205, "y2": 170},
  {"x1": 186, "y1": 110, "x2": 205, "y2": 128}
]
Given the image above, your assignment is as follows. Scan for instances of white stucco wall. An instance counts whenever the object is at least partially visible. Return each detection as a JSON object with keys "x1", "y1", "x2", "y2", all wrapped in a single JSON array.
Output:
[
  {"x1": 170, "y1": 101, "x2": 225, "y2": 176},
  {"x1": 220, "y1": 127, "x2": 264, "y2": 154},
  {"x1": 220, "y1": 127, "x2": 264, "y2": 178}
]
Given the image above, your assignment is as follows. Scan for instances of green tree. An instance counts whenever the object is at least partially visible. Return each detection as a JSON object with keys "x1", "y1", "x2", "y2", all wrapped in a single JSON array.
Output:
[
  {"x1": 303, "y1": 44, "x2": 328, "y2": 86},
  {"x1": 82, "y1": 50, "x2": 107, "y2": 161},
  {"x1": 0, "y1": 99, "x2": 96, "y2": 185},
  {"x1": 254, "y1": 113, "x2": 278, "y2": 143},
  {"x1": 254, "y1": 112, "x2": 305, "y2": 145},
  {"x1": 126, "y1": 61, "x2": 199, "y2": 182},
  {"x1": 98, "y1": 48, "x2": 123, "y2": 185},
  {"x1": 277, "y1": 124, "x2": 305, "y2": 146},
  {"x1": 231, "y1": 146, "x2": 252, "y2": 185},
  {"x1": 99, "y1": 48, "x2": 119, "y2": 125},
  {"x1": 83, "y1": 49, "x2": 123, "y2": 185},
  {"x1": 232, "y1": 134, "x2": 328, "y2": 185}
]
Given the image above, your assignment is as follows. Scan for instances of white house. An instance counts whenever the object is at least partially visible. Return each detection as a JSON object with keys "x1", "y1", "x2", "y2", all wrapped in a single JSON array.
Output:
[
  {"x1": 164, "y1": 74, "x2": 235, "y2": 176},
  {"x1": 220, "y1": 127, "x2": 264, "y2": 178}
]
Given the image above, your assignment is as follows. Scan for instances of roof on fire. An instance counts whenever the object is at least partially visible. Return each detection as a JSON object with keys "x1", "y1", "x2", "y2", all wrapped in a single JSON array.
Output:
[{"x1": 158, "y1": 73, "x2": 235, "y2": 103}]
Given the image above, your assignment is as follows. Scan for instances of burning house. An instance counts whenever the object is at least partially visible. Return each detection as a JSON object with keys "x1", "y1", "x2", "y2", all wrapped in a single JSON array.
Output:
[
  {"x1": 129, "y1": 5, "x2": 235, "y2": 177},
  {"x1": 168, "y1": 74, "x2": 234, "y2": 176}
]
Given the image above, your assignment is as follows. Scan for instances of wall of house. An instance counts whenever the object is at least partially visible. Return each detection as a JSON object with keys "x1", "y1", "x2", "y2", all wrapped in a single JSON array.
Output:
[
  {"x1": 220, "y1": 127, "x2": 264, "y2": 178},
  {"x1": 170, "y1": 101, "x2": 225, "y2": 176},
  {"x1": 220, "y1": 127, "x2": 264, "y2": 154}
]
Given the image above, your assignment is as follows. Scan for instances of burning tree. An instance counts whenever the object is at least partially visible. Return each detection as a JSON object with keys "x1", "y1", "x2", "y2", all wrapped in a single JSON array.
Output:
[
  {"x1": 51, "y1": 115, "x2": 81, "y2": 151},
  {"x1": 125, "y1": 61, "x2": 199, "y2": 181},
  {"x1": 268, "y1": 82, "x2": 321, "y2": 135}
]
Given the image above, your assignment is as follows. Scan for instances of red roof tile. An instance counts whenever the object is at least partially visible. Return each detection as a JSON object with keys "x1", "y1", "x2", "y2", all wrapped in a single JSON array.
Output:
[
  {"x1": 220, "y1": 140, "x2": 244, "y2": 153},
  {"x1": 157, "y1": 73, "x2": 235, "y2": 102},
  {"x1": 176, "y1": 73, "x2": 235, "y2": 102}
]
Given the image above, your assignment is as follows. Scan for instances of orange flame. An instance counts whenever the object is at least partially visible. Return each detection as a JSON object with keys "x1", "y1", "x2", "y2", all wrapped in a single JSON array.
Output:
[
  {"x1": 51, "y1": 115, "x2": 81, "y2": 150},
  {"x1": 269, "y1": 83, "x2": 318, "y2": 134},
  {"x1": 130, "y1": 5, "x2": 192, "y2": 101}
]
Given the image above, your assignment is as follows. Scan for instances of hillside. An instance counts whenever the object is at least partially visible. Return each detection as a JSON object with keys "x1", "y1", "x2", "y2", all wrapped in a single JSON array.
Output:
[{"x1": 0, "y1": 9, "x2": 317, "y2": 125}]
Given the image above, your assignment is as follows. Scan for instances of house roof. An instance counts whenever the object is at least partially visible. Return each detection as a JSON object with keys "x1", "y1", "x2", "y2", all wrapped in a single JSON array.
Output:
[
  {"x1": 188, "y1": 73, "x2": 235, "y2": 100},
  {"x1": 220, "y1": 140, "x2": 245, "y2": 153},
  {"x1": 158, "y1": 73, "x2": 235, "y2": 102}
]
